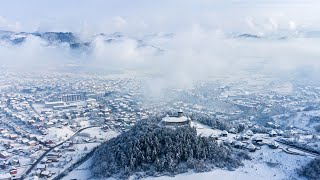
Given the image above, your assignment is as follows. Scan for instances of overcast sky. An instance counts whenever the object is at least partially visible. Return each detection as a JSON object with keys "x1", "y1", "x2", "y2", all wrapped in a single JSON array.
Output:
[{"x1": 1, "y1": 0, "x2": 320, "y2": 34}]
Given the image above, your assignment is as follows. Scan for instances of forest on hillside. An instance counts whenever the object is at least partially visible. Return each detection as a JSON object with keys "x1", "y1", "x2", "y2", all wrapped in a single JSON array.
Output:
[{"x1": 91, "y1": 120, "x2": 250, "y2": 179}]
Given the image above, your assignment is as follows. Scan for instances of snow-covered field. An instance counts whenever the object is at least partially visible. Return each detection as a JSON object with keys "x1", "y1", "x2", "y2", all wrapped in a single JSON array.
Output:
[
  {"x1": 80, "y1": 127, "x2": 118, "y2": 140},
  {"x1": 62, "y1": 123, "x2": 315, "y2": 180},
  {"x1": 145, "y1": 146, "x2": 312, "y2": 180},
  {"x1": 62, "y1": 157, "x2": 96, "y2": 180},
  {"x1": 274, "y1": 109, "x2": 320, "y2": 132},
  {"x1": 192, "y1": 121, "x2": 222, "y2": 136},
  {"x1": 45, "y1": 126, "x2": 75, "y2": 142},
  {"x1": 60, "y1": 130, "x2": 119, "y2": 180},
  {"x1": 63, "y1": 146, "x2": 312, "y2": 180}
]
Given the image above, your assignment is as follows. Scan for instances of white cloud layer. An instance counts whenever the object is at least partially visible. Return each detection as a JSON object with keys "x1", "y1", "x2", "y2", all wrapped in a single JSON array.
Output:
[{"x1": 1, "y1": 0, "x2": 320, "y2": 91}]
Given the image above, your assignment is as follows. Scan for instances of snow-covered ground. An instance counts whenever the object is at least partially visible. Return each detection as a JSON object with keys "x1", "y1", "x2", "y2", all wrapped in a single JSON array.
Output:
[
  {"x1": 57, "y1": 130, "x2": 119, "y2": 180},
  {"x1": 47, "y1": 145, "x2": 100, "y2": 179},
  {"x1": 80, "y1": 127, "x2": 118, "y2": 140},
  {"x1": 145, "y1": 146, "x2": 312, "y2": 180},
  {"x1": 274, "y1": 109, "x2": 320, "y2": 132},
  {"x1": 191, "y1": 121, "x2": 222, "y2": 136},
  {"x1": 62, "y1": 157, "x2": 95, "y2": 180},
  {"x1": 45, "y1": 126, "x2": 75, "y2": 142},
  {"x1": 78, "y1": 118, "x2": 90, "y2": 127},
  {"x1": 63, "y1": 146, "x2": 312, "y2": 180},
  {"x1": 63, "y1": 122, "x2": 315, "y2": 180}
]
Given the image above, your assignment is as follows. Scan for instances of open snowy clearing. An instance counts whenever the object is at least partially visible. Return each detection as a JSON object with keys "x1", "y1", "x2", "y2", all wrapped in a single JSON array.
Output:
[
  {"x1": 45, "y1": 126, "x2": 74, "y2": 142},
  {"x1": 145, "y1": 146, "x2": 312, "y2": 180}
]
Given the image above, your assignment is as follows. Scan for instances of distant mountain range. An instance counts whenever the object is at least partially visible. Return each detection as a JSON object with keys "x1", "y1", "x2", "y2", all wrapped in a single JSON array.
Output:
[
  {"x1": 0, "y1": 30, "x2": 79, "y2": 45},
  {"x1": 233, "y1": 30, "x2": 320, "y2": 40},
  {"x1": 0, "y1": 30, "x2": 319, "y2": 50},
  {"x1": 0, "y1": 30, "x2": 172, "y2": 53}
]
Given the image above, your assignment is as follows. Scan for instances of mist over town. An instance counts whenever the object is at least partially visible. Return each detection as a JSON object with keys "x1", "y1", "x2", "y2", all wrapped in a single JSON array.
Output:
[{"x1": 0, "y1": 1, "x2": 320, "y2": 180}]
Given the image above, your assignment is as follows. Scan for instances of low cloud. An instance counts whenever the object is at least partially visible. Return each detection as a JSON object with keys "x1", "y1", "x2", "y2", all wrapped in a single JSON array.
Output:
[
  {"x1": 1, "y1": 0, "x2": 320, "y2": 94},
  {"x1": 0, "y1": 16, "x2": 21, "y2": 32},
  {"x1": 1, "y1": 25, "x2": 320, "y2": 85}
]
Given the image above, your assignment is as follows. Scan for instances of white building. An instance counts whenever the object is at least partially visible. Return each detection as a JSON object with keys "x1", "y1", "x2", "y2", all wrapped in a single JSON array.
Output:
[
  {"x1": 45, "y1": 101, "x2": 65, "y2": 108},
  {"x1": 159, "y1": 110, "x2": 191, "y2": 128}
]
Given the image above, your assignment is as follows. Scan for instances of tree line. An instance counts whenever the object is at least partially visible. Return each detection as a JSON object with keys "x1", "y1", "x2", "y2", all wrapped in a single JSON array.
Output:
[{"x1": 91, "y1": 119, "x2": 250, "y2": 179}]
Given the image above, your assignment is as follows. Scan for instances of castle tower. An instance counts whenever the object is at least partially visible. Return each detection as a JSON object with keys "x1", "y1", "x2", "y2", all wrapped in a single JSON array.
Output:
[{"x1": 178, "y1": 109, "x2": 183, "y2": 117}]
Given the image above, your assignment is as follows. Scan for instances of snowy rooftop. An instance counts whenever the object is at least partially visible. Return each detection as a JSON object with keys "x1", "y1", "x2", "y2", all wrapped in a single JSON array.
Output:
[
  {"x1": 45, "y1": 101, "x2": 64, "y2": 105},
  {"x1": 0, "y1": 173, "x2": 11, "y2": 179},
  {"x1": 162, "y1": 115, "x2": 189, "y2": 123}
]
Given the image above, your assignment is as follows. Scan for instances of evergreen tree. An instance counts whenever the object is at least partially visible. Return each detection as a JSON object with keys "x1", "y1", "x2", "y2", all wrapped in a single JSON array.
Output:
[{"x1": 92, "y1": 120, "x2": 249, "y2": 179}]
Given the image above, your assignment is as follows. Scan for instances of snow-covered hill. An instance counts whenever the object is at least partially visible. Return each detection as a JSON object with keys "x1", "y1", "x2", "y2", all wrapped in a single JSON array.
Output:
[{"x1": 0, "y1": 30, "x2": 167, "y2": 53}]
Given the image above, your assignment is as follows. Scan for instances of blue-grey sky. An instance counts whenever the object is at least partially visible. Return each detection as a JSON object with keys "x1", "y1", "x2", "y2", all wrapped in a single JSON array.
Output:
[{"x1": 1, "y1": 0, "x2": 320, "y2": 34}]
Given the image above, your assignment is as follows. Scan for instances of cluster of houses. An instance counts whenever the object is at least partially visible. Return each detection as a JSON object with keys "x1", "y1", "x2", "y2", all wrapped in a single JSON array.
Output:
[
  {"x1": 33, "y1": 140, "x2": 78, "y2": 178},
  {"x1": 212, "y1": 128, "x2": 282, "y2": 153},
  {"x1": 0, "y1": 76, "x2": 167, "y2": 179},
  {"x1": 0, "y1": 151, "x2": 20, "y2": 178}
]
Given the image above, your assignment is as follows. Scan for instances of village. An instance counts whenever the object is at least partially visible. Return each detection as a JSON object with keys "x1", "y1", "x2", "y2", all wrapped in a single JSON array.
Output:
[
  {"x1": 63, "y1": 110, "x2": 320, "y2": 180},
  {"x1": 0, "y1": 70, "x2": 319, "y2": 179}
]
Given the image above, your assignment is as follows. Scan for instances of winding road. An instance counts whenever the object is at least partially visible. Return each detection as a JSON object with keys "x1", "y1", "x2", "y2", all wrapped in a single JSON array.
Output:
[
  {"x1": 21, "y1": 125, "x2": 100, "y2": 179},
  {"x1": 276, "y1": 139, "x2": 320, "y2": 158}
]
